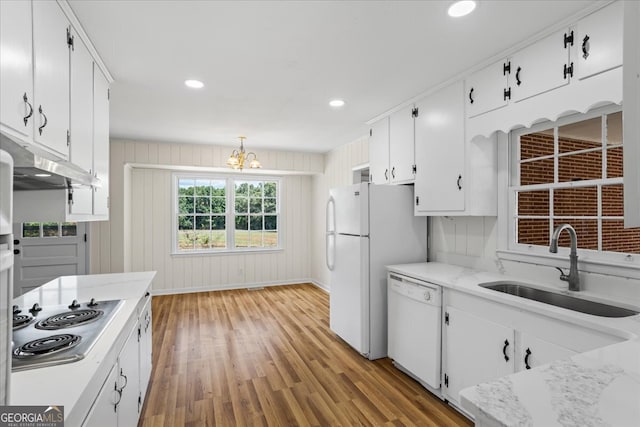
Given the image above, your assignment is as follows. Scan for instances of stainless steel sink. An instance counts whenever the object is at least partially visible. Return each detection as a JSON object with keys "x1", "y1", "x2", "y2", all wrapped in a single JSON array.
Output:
[{"x1": 479, "y1": 282, "x2": 639, "y2": 318}]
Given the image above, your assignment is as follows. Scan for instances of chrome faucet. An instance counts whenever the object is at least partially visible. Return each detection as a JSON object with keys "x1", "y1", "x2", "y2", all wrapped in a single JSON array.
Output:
[{"x1": 549, "y1": 224, "x2": 580, "y2": 291}]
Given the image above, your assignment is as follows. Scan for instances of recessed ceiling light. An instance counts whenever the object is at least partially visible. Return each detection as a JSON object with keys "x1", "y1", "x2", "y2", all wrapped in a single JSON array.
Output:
[
  {"x1": 329, "y1": 99, "x2": 345, "y2": 108},
  {"x1": 448, "y1": 0, "x2": 476, "y2": 17},
  {"x1": 34, "y1": 173, "x2": 51, "y2": 177},
  {"x1": 184, "y1": 79, "x2": 204, "y2": 89}
]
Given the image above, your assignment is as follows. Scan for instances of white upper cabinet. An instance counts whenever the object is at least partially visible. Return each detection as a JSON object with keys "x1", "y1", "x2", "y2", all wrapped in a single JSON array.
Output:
[
  {"x1": 389, "y1": 105, "x2": 416, "y2": 184},
  {"x1": 465, "y1": 59, "x2": 509, "y2": 118},
  {"x1": 93, "y1": 67, "x2": 110, "y2": 218},
  {"x1": 32, "y1": 0, "x2": 71, "y2": 159},
  {"x1": 574, "y1": 1, "x2": 623, "y2": 81},
  {"x1": 368, "y1": 105, "x2": 417, "y2": 185},
  {"x1": 369, "y1": 118, "x2": 390, "y2": 185},
  {"x1": 68, "y1": 31, "x2": 94, "y2": 217},
  {"x1": 414, "y1": 81, "x2": 465, "y2": 213},
  {"x1": 511, "y1": 29, "x2": 571, "y2": 102},
  {"x1": 70, "y1": 31, "x2": 94, "y2": 174},
  {"x1": 0, "y1": 1, "x2": 34, "y2": 140}
]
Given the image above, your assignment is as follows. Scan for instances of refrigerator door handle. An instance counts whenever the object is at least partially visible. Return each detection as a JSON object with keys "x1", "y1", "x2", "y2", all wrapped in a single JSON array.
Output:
[{"x1": 326, "y1": 197, "x2": 336, "y2": 271}]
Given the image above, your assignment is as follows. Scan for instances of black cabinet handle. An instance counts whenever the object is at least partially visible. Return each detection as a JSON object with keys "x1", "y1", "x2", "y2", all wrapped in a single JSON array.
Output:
[
  {"x1": 384, "y1": 169, "x2": 388, "y2": 181},
  {"x1": 13, "y1": 249, "x2": 20, "y2": 255},
  {"x1": 469, "y1": 87, "x2": 474, "y2": 104},
  {"x1": 457, "y1": 174, "x2": 462, "y2": 190},
  {"x1": 38, "y1": 105, "x2": 47, "y2": 135},
  {"x1": 515, "y1": 67, "x2": 522, "y2": 86},
  {"x1": 524, "y1": 348, "x2": 532, "y2": 369},
  {"x1": 14, "y1": 239, "x2": 19, "y2": 245},
  {"x1": 391, "y1": 167, "x2": 395, "y2": 179},
  {"x1": 22, "y1": 93, "x2": 33, "y2": 126},
  {"x1": 502, "y1": 339, "x2": 510, "y2": 362},
  {"x1": 145, "y1": 291, "x2": 150, "y2": 297},
  {"x1": 582, "y1": 35, "x2": 590, "y2": 60},
  {"x1": 118, "y1": 368, "x2": 128, "y2": 391},
  {"x1": 113, "y1": 381, "x2": 122, "y2": 412}
]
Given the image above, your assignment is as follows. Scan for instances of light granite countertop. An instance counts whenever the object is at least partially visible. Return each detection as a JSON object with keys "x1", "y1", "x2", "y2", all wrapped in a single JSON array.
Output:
[
  {"x1": 10, "y1": 271, "x2": 156, "y2": 426},
  {"x1": 386, "y1": 262, "x2": 640, "y2": 427}
]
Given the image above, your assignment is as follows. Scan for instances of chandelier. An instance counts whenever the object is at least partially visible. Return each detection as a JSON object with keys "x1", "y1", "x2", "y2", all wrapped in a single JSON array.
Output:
[{"x1": 226, "y1": 136, "x2": 261, "y2": 170}]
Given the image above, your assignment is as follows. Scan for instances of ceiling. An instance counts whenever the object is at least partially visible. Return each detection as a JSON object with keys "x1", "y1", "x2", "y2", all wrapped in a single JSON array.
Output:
[{"x1": 68, "y1": 0, "x2": 598, "y2": 154}]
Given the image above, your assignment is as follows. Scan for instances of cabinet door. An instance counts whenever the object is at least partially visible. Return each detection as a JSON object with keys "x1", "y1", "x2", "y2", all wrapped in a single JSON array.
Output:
[
  {"x1": 443, "y1": 306, "x2": 515, "y2": 405},
  {"x1": 70, "y1": 30, "x2": 94, "y2": 174},
  {"x1": 511, "y1": 30, "x2": 570, "y2": 102},
  {"x1": 414, "y1": 81, "x2": 465, "y2": 213},
  {"x1": 574, "y1": 1, "x2": 623, "y2": 81},
  {"x1": 82, "y1": 364, "x2": 119, "y2": 427},
  {"x1": 32, "y1": 0, "x2": 70, "y2": 158},
  {"x1": 68, "y1": 32, "x2": 94, "y2": 217},
  {"x1": 93, "y1": 67, "x2": 110, "y2": 217},
  {"x1": 0, "y1": 0, "x2": 34, "y2": 139},
  {"x1": 369, "y1": 117, "x2": 390, "y2": 184},
  {"x1": 389, "y1": 105, "x2": 415, "y2": 183},
  {"x1": 465, "y1": 59, "x2": 509, "y2": 118},
  {"x1": 623, "y1": 0, "x2": 640, "y2": 227},
  {"x1": 516, "y1": 333, "x2": 576, "y2": 372},
  {"x1": 139, "y1": 298, "x2": 153, "y2": 403},
  {"x1": 117, "y1": 325, "x2": 141, "y2": 427}
]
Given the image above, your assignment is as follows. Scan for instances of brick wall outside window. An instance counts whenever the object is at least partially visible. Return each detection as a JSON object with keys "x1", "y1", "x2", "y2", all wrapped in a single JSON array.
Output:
[{"x1": 516, "y1": 115, "x2": 640, "y2": 254}]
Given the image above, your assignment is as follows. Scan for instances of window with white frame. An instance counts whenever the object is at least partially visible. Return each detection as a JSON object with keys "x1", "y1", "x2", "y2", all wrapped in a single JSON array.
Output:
[
  {"x1": 174, "y1": 175, "x2": 280, "y2": 253},
  {"x1": 509, "y1": 108, "x2": 640, "y2": 258}
]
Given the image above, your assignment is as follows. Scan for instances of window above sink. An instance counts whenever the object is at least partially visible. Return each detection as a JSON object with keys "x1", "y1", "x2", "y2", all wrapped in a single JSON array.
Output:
[{"x1": 497, "y1": 105, "x2": 640, "y2": 278}]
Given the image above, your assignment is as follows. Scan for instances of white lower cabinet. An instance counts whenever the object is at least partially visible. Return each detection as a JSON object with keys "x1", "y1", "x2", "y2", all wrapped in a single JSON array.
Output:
[
  {"x1": 117, "y1": 325, "x2": 141, "y2": 427},
  {"x1": 139, "y1": 298, "x2": 153, "y2": 402},
  {"x1": 83, "y1": 293, "x2": 153, "y2": 427},
  {"x1": 82, "y1": 365, "x2": 119, "y2": 427},
  {"x1": 515, "y1": 332, "x2": 576, "y2": 372},
  {"x1": 442, "y1": 289, "x2": 622, "y2": 409},
  {"x1": 443, "y1": 306, "x2": 515, "y2": 405}
]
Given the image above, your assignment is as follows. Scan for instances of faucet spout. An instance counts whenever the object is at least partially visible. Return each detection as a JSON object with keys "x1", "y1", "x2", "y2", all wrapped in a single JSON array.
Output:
[{"x1": 549, "y1": 224, "x2": 580, "y2": 291}]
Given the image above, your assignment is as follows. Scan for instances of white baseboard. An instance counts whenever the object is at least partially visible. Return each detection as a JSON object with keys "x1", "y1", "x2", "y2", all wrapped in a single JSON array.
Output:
[
  {"x1": 310, "y1": 280, "x2": 329, "y2": 293},
  {"x1": 150, "y1": 278, "x2": 325, "y2": 296}
]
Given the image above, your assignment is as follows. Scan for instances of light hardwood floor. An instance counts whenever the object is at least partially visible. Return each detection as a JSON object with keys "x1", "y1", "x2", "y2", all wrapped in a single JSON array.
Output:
[{"x1": 139, "y1": 284, "x2": 472, "y2": 427}]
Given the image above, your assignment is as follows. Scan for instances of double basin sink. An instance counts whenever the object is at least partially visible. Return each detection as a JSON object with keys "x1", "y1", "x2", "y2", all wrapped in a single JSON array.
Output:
[{"x1": 479, "y1": 282, "x2": 639, "y2": 318}]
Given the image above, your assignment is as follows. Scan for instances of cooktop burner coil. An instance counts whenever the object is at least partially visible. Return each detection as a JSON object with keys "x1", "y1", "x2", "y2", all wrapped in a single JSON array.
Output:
[
  {"x1": 13, "y1": 334, "x2": 82, "y2": 359},
  {"x1": 35, "y1": 309, "x2": 104, "y2": 330},
  {"x1": 13, "y1": 314, "x2": 34, "y2": 330}
]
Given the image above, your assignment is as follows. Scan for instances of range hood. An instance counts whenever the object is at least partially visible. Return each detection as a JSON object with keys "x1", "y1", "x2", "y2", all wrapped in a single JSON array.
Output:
[{"x1": 0, "y1": 134, "x2": 99, "y2": 191}]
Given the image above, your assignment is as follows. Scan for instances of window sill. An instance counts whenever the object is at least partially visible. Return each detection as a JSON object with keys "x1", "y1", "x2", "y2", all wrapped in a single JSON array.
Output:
[
  {"x1": 171, "y1": 247, "x2": 283, "y2": 257},
  {"x1": 496, "y1": 249, "x2": 640, "y2": 280}
]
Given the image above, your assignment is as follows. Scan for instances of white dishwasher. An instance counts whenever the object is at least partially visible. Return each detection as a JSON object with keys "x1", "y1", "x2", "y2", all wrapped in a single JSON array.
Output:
[{"x1": 387, "y1": 272, "x2": 442, "y2": 391}]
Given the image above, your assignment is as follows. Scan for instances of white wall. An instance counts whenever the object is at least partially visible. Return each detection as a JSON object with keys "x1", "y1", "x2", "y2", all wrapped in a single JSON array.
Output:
[
  {"x1": 310, "y1": 135, "x2": 369, "y2": 289},
  {"x1": 430, "y1": 216, "x2": 500, "y2": 272},
  {"x1": 90, "y1": 139, "x2": 323, "y2": 293}
]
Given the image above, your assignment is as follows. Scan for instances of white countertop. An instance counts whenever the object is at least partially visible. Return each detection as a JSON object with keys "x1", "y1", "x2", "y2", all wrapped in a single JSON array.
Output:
[
  {"x1": 10, "y1": 271, "x2": 155, "y2": 426},
  {"x1": 387, "y1": 262, "x2": 640, "y2": 427}
]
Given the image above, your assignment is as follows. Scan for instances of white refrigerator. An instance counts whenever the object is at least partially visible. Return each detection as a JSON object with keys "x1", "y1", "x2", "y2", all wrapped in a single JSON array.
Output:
[
  {"x1": 0, "y1": 149, "x2": 13, "y2": 404},
  {"x1": 326, "y1": 182, "x2": 427, "y2": 360}
]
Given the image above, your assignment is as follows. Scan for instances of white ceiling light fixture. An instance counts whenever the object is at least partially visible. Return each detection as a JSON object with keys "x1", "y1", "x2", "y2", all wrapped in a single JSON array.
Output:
[
  {"x1": 329, "y1": 99, "x2": 345, "y2": 108},
  {"x1": 448, "y1": 0, "x2": 477, "y2": 18},
  {"x1": 226, "y1": 136, "x2": 262, "y2": 170},
  {"x1": 184, "y1": 79, "x2": 204, "y2": 89},
  {"x1": 34, "y1": 173, "x2": 51, "y2": 178}
]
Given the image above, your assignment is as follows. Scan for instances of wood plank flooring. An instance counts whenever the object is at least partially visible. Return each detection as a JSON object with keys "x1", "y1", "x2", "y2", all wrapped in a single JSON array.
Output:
[{"x1": 139, "y1": 284, "x2": 472, "y2": 427}]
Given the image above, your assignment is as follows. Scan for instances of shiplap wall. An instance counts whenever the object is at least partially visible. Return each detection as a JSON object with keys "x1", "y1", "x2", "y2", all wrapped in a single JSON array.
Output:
[
  {"x1": 310, "y1": 135, "x2": 369, "y2": 289},
  {"x1": 89, "y1": 139, "x2": 323, "y2": 293},
  {"x1": 429, "y1": 216, "x2": 499, "y2": 271}
]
